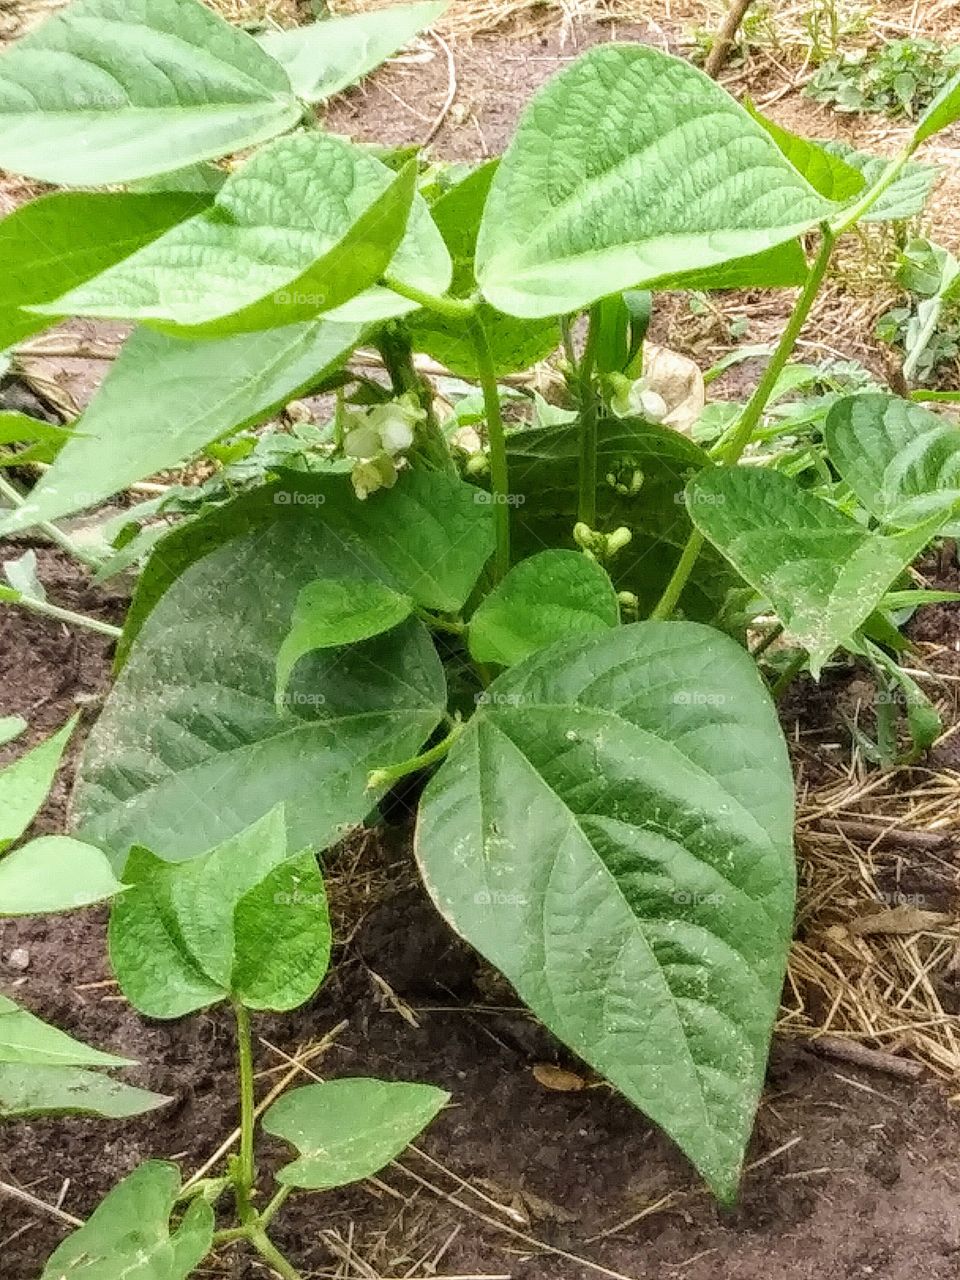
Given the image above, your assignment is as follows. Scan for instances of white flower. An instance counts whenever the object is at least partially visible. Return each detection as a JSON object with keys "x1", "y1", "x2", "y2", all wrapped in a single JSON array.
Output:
[
  {"x1": 609, "y1": 374, "x2": 668, "y2": 423},
  {"x1": 343, "y1": 420, "x2": 382, "y2": 460},
  {"x1": 342, "y1": 394, "x2": 425, "y2": 459},
  {"x1": 351, "y1": 454, "x2": 399, "y2": 500}
]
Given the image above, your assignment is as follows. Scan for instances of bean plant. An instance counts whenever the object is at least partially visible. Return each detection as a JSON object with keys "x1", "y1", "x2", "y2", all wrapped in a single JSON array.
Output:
[
  {"x1": 2, "y1": 0, "x2": 960, "y2": 1231},
  {"x1": 1, "y1": 723, "x2": 446, "y2": 1279}
]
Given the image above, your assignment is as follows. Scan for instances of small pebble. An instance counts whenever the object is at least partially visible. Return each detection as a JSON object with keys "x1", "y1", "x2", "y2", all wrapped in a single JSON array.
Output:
[{"x1": 7, "y1": 947, "x2": 30, "y2": 971}]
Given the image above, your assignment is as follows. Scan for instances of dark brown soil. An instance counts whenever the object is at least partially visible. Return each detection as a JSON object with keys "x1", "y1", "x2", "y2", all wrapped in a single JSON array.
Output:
[{"x1": 3, "y1": 553, "x2": 960, "y2": 1280}]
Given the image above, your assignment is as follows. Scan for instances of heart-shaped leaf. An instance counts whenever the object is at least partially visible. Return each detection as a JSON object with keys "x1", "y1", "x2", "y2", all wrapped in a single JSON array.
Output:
[
  {"x1": 687, "y1": 466, "x2": 942, "y2": 674},
  {"x1": 0, "y1": 0, "x2": 302, "y2": 186},
  {"x1": 39, "y1": 138, "x2": 441, "y2": 331},
  {"x1": 75, "y1": 473, "x2": 476, "y2": 862},
  {"x1": 110, "y1": 807, "x2": 331, "y2": 1016},
  {"x1": 505, "y1": 417, "x2": 737, "y2": 621},
  {"x1": 0, "y1": 1064, "x2": 167, "y2": 1119},
  {"x1": 825, "y1": 393, "x2": 960, "y2": 530},
  {"x1": 263, "y1": 1078, "x2": 449, "y2": 1189},
  {"x1": 0, "y1": 836, "x2": 124, "y2": 915},
  {"x1": 259, "y1": 2, "x2": 447, "y2": 103},
  {"x1": 469, "y1": 549, "x2": 618, "y2": 667},
  {"x1": 0, "y1": 319, "x2": 362, "y2": 537},
  {"x1": 476, "y1": 44, "x2": 839, "y2": 317},
  {"x1": 276, "y1": 578, "x2": 415, "y2": 712},
  {"x1": 120, "y1": 468, "x2": 495, "y2": 664},
  {"x1": 0, "y1": 191, "x2": 208, "y2": 351},
  {"x1": 416, "y1": 621, "x2": 794, "y2": 1201},
  {"x1": 0, "y1": 716, "x2": 76, "y2": 852},
  {"x1": 40, "y1": 1162, "x2": 214, "y2": 1280}
]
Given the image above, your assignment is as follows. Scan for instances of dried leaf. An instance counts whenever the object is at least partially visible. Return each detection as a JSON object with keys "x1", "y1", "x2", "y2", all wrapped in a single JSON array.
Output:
[{"x1": 532, "y1": 1063, "x2": 587, "y2": 1092}]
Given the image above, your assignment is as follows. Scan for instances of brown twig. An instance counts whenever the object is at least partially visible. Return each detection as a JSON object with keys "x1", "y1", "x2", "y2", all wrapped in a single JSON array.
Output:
[
  {"x1": 811, "y1": 817, "x2": 953, "y2": 853},
  {"x1": 704, "y1": 0, "x2": 755, "y2": 78},
  {"x1": 810, "y1": 1036, "x2": 925, "y2": 1080}
]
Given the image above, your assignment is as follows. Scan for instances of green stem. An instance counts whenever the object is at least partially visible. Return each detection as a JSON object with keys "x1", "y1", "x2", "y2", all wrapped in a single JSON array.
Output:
[
  {"x1": 577, "y1": 306, "x2": 602, "y2": 528},
  {"x1": 829, "y1": 141, "x2": 917, "y2": 236},
  {"x1": 649, "y1": 531, "x2": 706, "y2": 622},
  {"x1": 234, "y1": 1003, "x2": 256, "y2": 1225},
  {"x1": 374, "y1": 323, "x2": 453, "y2": 474},
  {"x1": 381, "y1": 275, "x2": 478, "y2": 320},
  {"x1": 650, "y1": 225, "x2": 836, "y2": 621},
  {"x1": 5, "y1": 594, "x2": 122, "y2": 639},
  {"x1": 716, "y1": 225, "x2": 836, "y2": 466},
  {"x1": 560, "y1": 315, "x2": 577, "y2": 367},
  {"x1": 212, "y1": 1227, "x2": 249, "y2": 1247},
  {"x1": 771, "y1": 649, "x2": 808, "y2": 701},
  {"x1": 367, "y1": 718, "x2": 464, "y2": 791},
  {"x1": 751, "y1": 623, "x2": 784, "y2": 659},
  {"x1": 467, "y1": 313, "x2": 511, "y2": 582},
  {"x1": 0, "y1": 473, "x2": 101, "y2": 571},
  {"x1": 258, "y1": 1186, "x2": 293, "y2": 1231},
  {"x1": 250, "y1": 1228, "x2": 303, "y2": 1280}
]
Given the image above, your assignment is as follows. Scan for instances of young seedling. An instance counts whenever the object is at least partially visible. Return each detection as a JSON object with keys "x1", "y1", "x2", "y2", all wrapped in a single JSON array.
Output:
[
  {"x1": 1, "y1": 0, "x2": 960, "y2": 1206},
  {"x1": 36, "y1": 806, "x2": 448, "y2": 1280}
]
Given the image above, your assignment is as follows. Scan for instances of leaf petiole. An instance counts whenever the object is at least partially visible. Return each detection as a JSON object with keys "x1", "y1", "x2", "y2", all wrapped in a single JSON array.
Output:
[
  {"x1": 467, "y1": 313, "x2": 511, "y2": 582},
  {"x1": 233, "y1": 1003, "x2": 257, "y2": 1225},
  {"x1": 0, "y1": 472, "x2": 102, "y2": 572},
  {"x1": 367, "y1": 717, "x2": 464, "y2": 791},
  {"x1": 380, "y1": 274, "x2": 479, "y2": 320},
  {"x1": 650, "y1": 223, "x2": 837, "y2": 620},
  {"x1": 577, "y1": 304, "x2": 602, "y2": 528},
  {"x1": 2, "y1": 591, "x2": 122, "y2": 639}
]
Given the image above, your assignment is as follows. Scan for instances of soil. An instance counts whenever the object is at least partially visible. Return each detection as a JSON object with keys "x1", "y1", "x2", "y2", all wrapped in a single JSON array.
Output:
[{"x1": 4, "y1": 6, "x2": 960, "y2": 1280}]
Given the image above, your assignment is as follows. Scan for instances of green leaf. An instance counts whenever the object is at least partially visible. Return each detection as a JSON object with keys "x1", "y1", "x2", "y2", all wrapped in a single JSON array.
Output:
[
  {"x1": 39, "y1": 138, "x2": 430, "y2": 332},
  {"x1": 0, "y1": 836, "x2": 124, "y2": 915},
  {"x1": 416, "y1": 621, "x2": 794, "y2": 1201},
  {"x1": 276, "y1": 578, "x2": 414, "y2": 712},
  {"x1": 0, "y1": 715, "x2": 26, "y2": 747},
  {"x1": 40, "y1": 1162, "x2": 214, "y2": 1280},
  {"x1": 0, "y1": 319, "x2": 362, "y2": 536},
  {"x1": 0, "y1": 412, "x2": 73, "y2": 467},
  {"x1": 825, "y1": 392, "x2": 960, "y2": 530},
  {"x1": 0, "y1": 0, "x2": 302, "y2": 186},
  {"x1": 506, "y1": 417, "x2": 737, "y2": 621},
  {"x1": 75, "y1": 473, "x2": 471, "y2": 862},
  {"x1": 0, "y1": 993, "x2": 132, "y2": 1067},
  {"x1": 3, "y1": 549, "x2": 45, "y2": 601},
  {"x1": 0, "y1": 191, "x2": 209, "y2": 352},
  {"x1": 0, "y1": 715, "x2": 76, "y2": 852},
  {"x1": 744, "y1": 100, "x2": 865, "y2": 200},
  {"x1": 130, "y1": 162, "x2": 227, "y2": 195},
  {"x1": 475, "y1": 44, "x2": 839, "y2": 318},
  {"x1": 258, "y1": 2, "x2": 447, "y2": 103},
  {"x1": 914, "y1": 69, "x2": 960, "y2": 145},
  {"x1": 262, "y1": 1078, "x2": 449, "y2": 1189},
  {"x1": 469, "y1": 549, "x2": 618, "y2": 667},
  {"x1": 686, "y1": 466, "x2": 942, "y2": 675},
  {"x1": 409, "y1": 160, "x2": 560, "y2": 377},
  {"x1": 0, "y1": 1063, "x2": 168, "y2": 1119},
  {"x1": 819, "y1": 141, "x2": 937, "y2": 222},
  {"x1": 119, "y1": 468, "x2": 494, "y2": 665},
  {"x1": 109, "y1": 807, "x2": 331, "y2": 1017}
]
